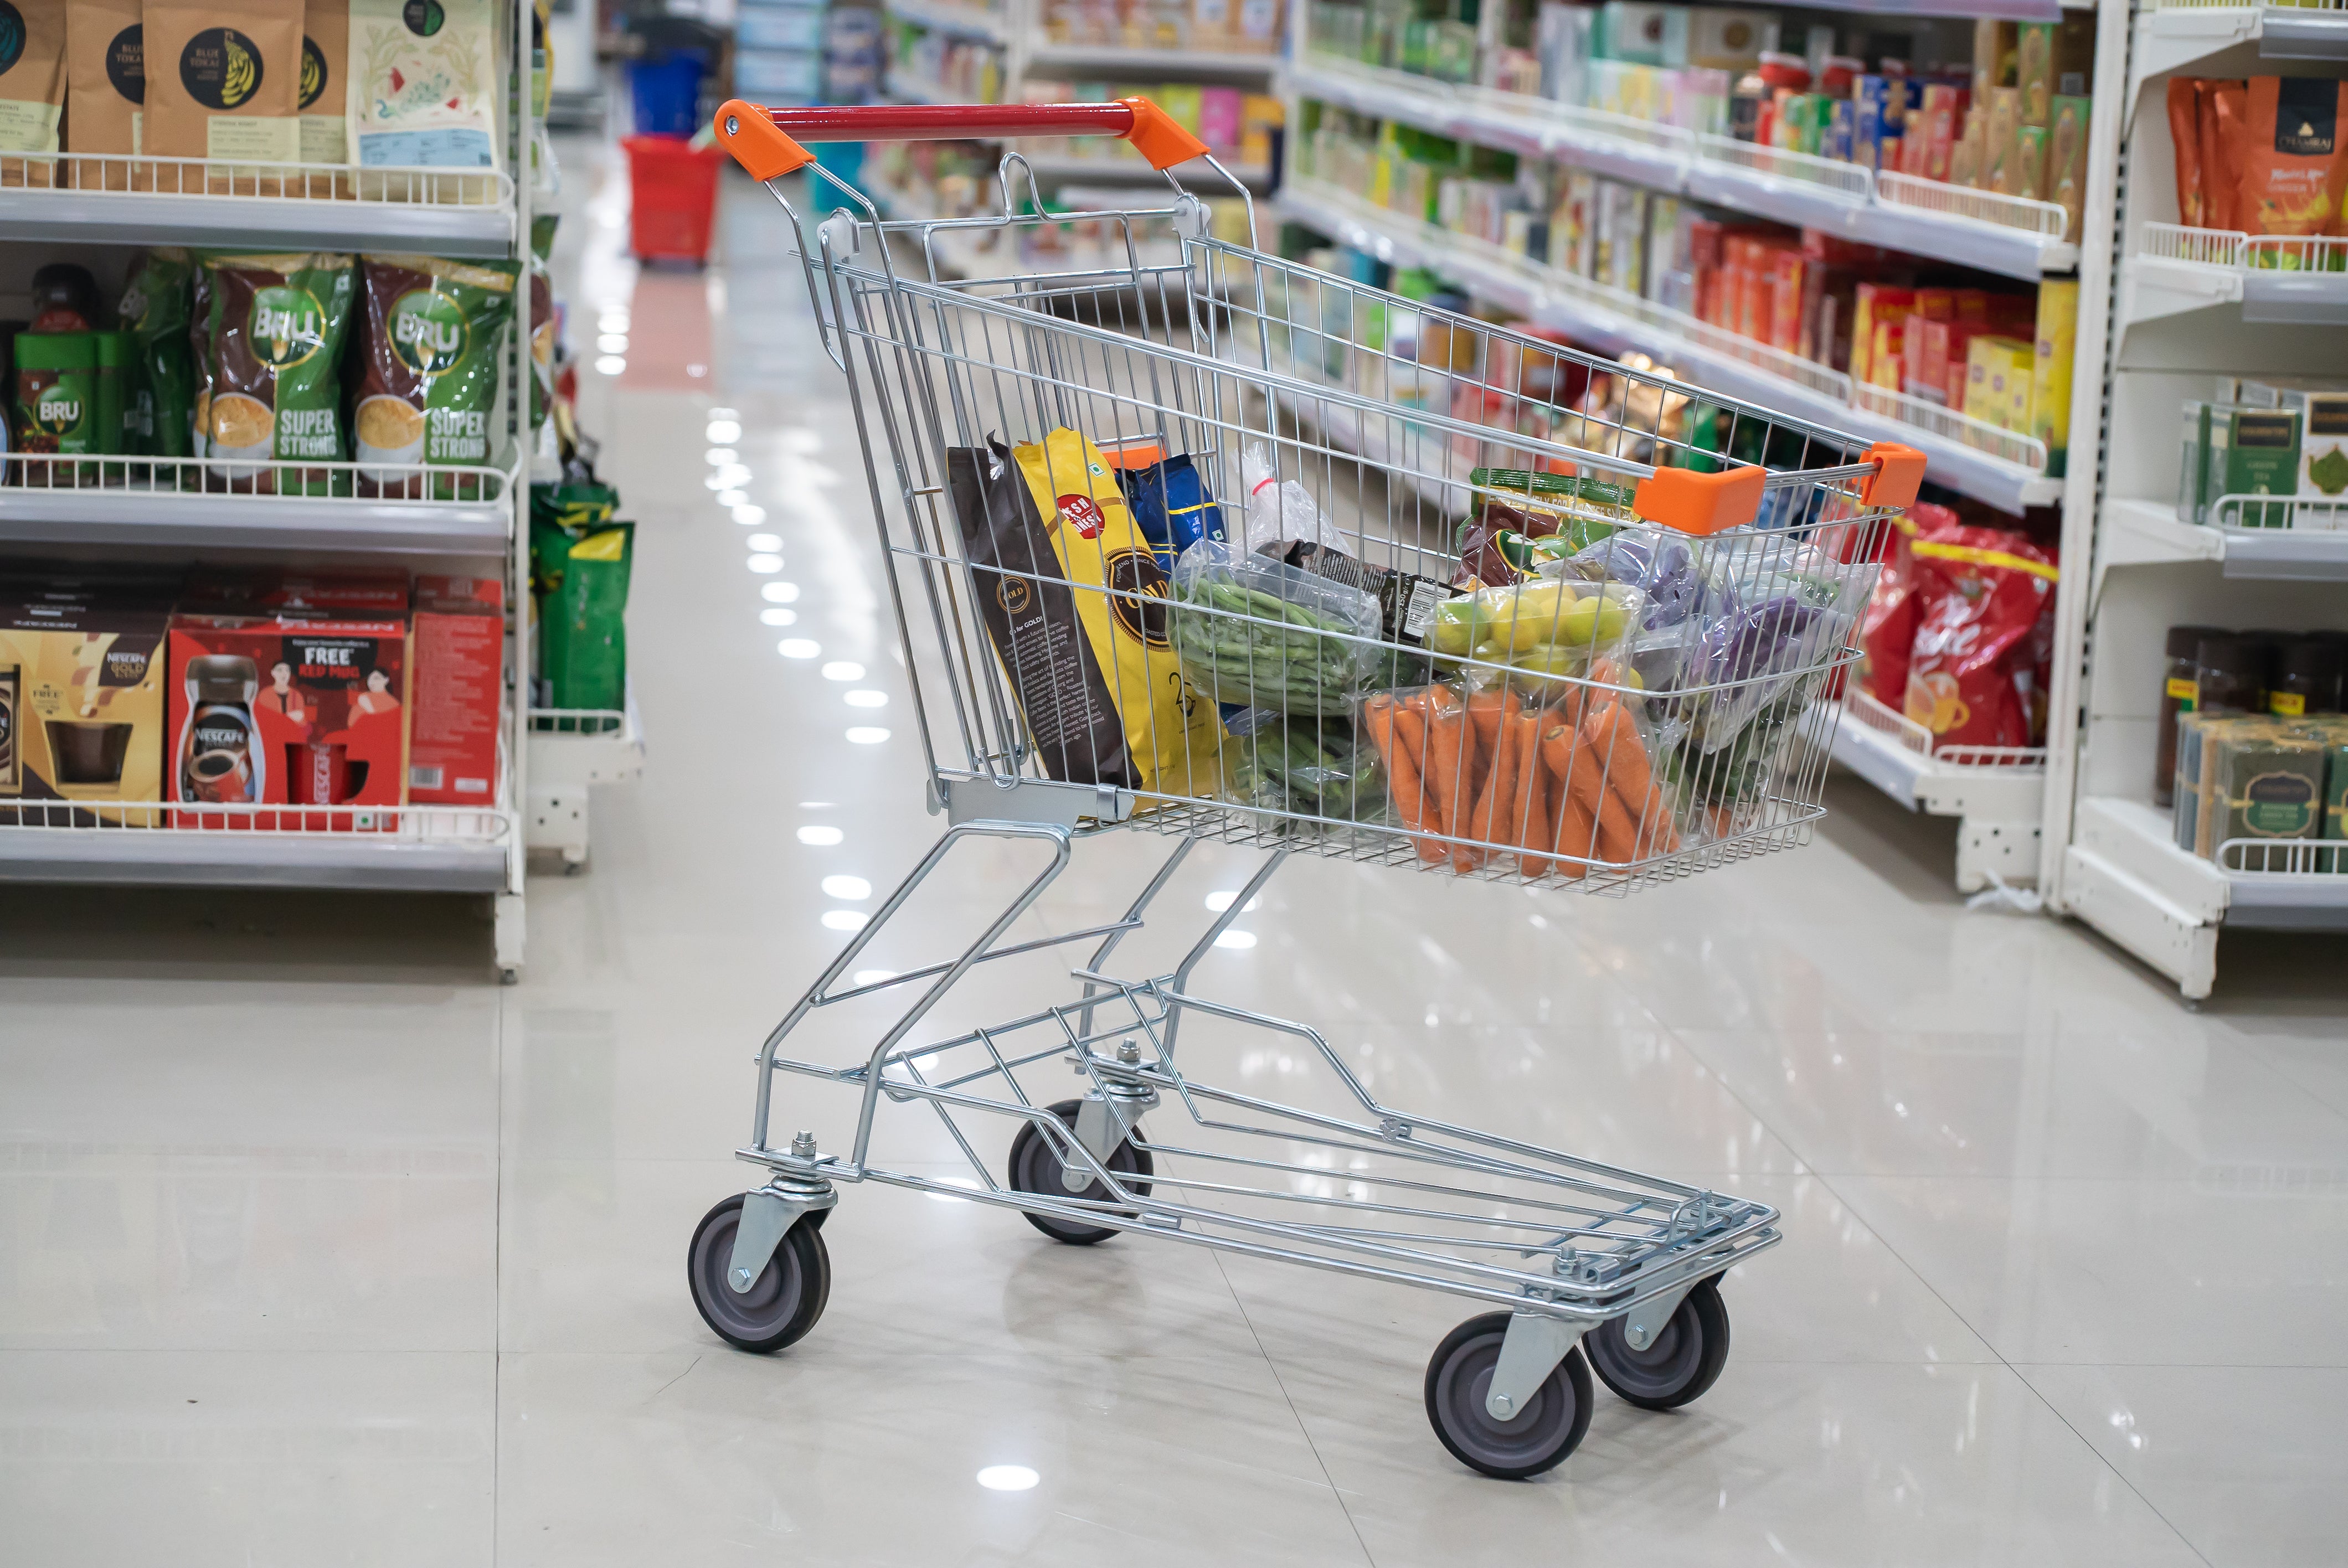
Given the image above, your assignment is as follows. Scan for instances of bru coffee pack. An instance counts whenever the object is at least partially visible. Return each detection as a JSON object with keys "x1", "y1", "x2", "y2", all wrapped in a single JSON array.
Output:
[
  {"x1": 166, "y1": 612, "x2": 410, "y2": 822},
  {"x1": 0, "y1": 600, "x2": 170, "y2": 821}
]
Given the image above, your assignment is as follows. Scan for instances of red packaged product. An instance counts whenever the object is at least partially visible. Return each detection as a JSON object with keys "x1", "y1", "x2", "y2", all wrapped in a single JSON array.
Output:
[
  {"x1": 167, "y1": 613, "x2": 410, "y2": 826},
  {"x1": 1901, "y1": 524, "x2": 2060, "y2": 751},
  {"x1": 1857, "y1": 503, "x2": 1955, "y2": 708},
  {"x1": 409, "y1": 575, "x2": 505, "y2": 807}
]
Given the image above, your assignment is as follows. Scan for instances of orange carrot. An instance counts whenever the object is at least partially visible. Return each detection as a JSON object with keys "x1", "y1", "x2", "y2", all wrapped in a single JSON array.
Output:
[
  {"x1": 1373, "y1": 699, "x2": 1447, "y2": 864},
  {"x1": 1507, "y1": 710, "x2": 1552, "y2": 877},
  {"x1": 1424, "y1": 696, "x2": 1479, "y2": 861},
  {"x1": 1580, "y1": 699, "x2": 1678, "y2": 854},
  {"x1": 1464, "y1": 688, "x2": 1521, "y2": 755},
  {"x1": 1540, "y1": 724, "x2": 1639, "y2": 866},
  {"x1": 1535, "y1": 726, "x2": 1596, "y2": 875},
  {"x1": 1463, "y1": 706, "x2": 1521, "y2": 870}
]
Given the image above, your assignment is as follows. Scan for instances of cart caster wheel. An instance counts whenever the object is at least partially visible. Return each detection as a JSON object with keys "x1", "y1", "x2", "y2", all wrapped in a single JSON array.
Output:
[
  {"x1": 1585, "y1": 1277, "x2": 1730, "y2": 1411},
  {"x1": 1007, "y1": 1098, "x2": 1153, "y2": 1246},
  {"x1": 687, "y1": 1194, "x2": 832, "y2": 1353},
  {"x1": 1424, "y1": 1313, "x2": 1594, "y2": 1480}
]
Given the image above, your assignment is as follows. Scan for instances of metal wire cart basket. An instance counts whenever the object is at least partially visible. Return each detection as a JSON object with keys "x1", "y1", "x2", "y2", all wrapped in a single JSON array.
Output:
[{"x1": 689, "y1": 97, "x2": 1925, "y2": 1478}]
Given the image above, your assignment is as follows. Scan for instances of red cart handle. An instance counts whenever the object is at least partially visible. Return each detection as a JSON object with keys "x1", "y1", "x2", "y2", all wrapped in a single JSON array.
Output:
[{"x1": 714, "y1": 97, "x2": 1212, "y2": 182}]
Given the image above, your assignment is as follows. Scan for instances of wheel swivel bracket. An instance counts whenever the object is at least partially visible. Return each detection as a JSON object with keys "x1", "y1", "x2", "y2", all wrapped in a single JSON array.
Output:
[
  {"x1": 728, "y1": 1176, "x2": 839, "y2": 1294},
  {"x1": 1485, "y1": 1311, "x2": 1589, "y2": 1423}
]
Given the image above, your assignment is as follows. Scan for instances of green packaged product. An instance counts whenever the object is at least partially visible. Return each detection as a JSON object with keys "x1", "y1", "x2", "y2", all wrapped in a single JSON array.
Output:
[
  {"x1": 528, "y1": 480, "x2": 620, "y2": 599},
  {"x1": 2211, "y1": 720, "x2": 2326, "y2": 850},
  {"x1": 2205, "y1": 404, "x2": 2302, "y2": 528},
  {"x1": 2178, "y1": 399, "x2": 2210, "y2": 525},
  {"x1": 11, "y1": 332, "x2": 100, "y2": 479},
  {"x1": 94, "y1": 329, "x2": 133, "y2": 473},
  {"x1": 352, "y1": 254, "x2": 520, "y2": 498},
  {"x1": 543, "y1": 522, "x2": 635, "y2": 713},
  {"x1": 122, "y1": 249, "x2": 198, "y2": 465},
  {"x1": 200, "y1": 251, "x2": 360, "y2": 494}
]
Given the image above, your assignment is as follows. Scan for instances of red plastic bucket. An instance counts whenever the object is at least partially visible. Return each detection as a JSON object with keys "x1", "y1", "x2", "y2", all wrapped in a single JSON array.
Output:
[{"x1": 622, "y1": 135, "x2": 725, "y2": 263}]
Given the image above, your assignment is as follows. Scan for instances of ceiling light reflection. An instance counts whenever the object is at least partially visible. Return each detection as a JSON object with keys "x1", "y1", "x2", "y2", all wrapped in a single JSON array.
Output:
[
  {"x1": 760, "y1": 607, "x2": 798, "y2": 626},
  {"x1": 845, "y1": 690, "x2": 888, "y2": 708},
  {"x1": 598, "y1": 333, "x2": 629, "y2": 354},
  {"x1": 976, "y1": 1466, "x2": 1039, "y2": 1492},
  {"x1": 1204, "y1": 892, "x2": 1263, "y2": 913},
  {"x1": 821, "y1": 909, "x2": 870, "y2": 931},
  {"x1": 706, "y1": 420, "x2": 742, "y2": 443},
  {"x1": 763, "y1": 581, "x2": 801, "y2": 602},
  {"x1": 1214, "y1": 930, "x2": 1258, "y2": 950},
  {"x1": 822, "y1": 875, "x2": 874, "y2": 900},
  {"x1": 821, "y1": 662, "x2": 864, "y2": 682},
  {"x1": 845, "y1": 728, "x2": 889, "y2": 745},
  {"x1": 595, "y1": 355, "x2": 625, "y2": 375},
  {"x1": 777, "y1": 639, "x2": 820, "y2": 658},
  {"x1": 797, "y1": 825, "x2": 844, "y2": 845},
  {"x1": 747, "y1": 554, "x2": 782, "y2": 572},
  {"x1": 705, "y1": 447, "x2": 740, "y2": 465},
  {"x1": 733, "y1": 504, "x2": 767, "y2": 525},
  {"x1": 745, "y1": 533, "x2": 782, "y2": 551}
]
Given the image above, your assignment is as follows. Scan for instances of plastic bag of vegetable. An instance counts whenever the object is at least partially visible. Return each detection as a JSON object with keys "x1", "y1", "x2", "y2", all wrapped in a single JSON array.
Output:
[
  {"x1": 1428, "y1": 575, "x2": 1649, "y2": 705},
  {"x1": 1222, "y1": 708, "x2": 1386, "y2": 829},
  {"x1": 1239, "y1": 442, "x2": 1353, "y2": 556},
  {"x1": 1170, "y1": 539, "x2": 1381, "y2": 715}
]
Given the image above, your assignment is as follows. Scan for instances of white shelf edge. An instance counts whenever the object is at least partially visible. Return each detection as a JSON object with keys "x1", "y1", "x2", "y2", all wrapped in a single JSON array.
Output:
[
  {"x1": 0, "y1": 185, "x2": 516, "y2": 261},
  {"x1": 2075, "y1": 794, "x2": 2348, "y2": 931},
  {"x1": 0, "y1": 487, "x2": 513, "y2": 555},
  {"x1": 2130, "y1": 3, "x2": 2348, "y2": 104},
  {"x1": 1287, "y1": 59, "x2": 2077, "y2": 284},
  {"x1": 1815, "y1": 700, "x2": 2049, "y2": 819},
  {"x1": 2100, "y1": 497, "x2": 2348, "y2": 580},
  {"x1": 0, "y1": 824, "x2": 514, "y2": 891},
  {"x1": 1275, "y1": 182, "x2": 2063, "y2": 515},
  {"x1": 528, "y1": 685, "x2": 647, "y2": 787},
  {"x1": 1027, "y1": 45, "x2": 1280, "y2": 74}
]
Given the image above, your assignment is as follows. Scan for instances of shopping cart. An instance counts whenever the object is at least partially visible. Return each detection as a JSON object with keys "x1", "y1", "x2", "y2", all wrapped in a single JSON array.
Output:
[{"x1": 691, "y1": 96, "x2": 1923, "y2": 1478}]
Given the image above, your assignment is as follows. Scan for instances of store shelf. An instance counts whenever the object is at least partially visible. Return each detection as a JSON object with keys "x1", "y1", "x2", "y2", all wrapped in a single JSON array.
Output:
[
  {"x1": 884, "y1": 0, "x2": 1011, "y2": 44},
  {"x1": 2101, "y1": 496, "x2": 2348, "y2": 581},
  {"x1": 0, "y1": 157, "x2": 517, "y2": 259},
  {"x1": 884, "y1": 71, "x2": 971, "y2": 107},
  {"x1": 1289, "y1": 59, "x2": 2079, "y2": 283},
  {"x1": 528, "y1": 693, "x2": 647, "y2": 787},
  {"x1": 1027, "y1": 44, "x2": 1279, "y2": 75},
  {"x1": 1022, "y1": 154, "x2": 1271, "y2": 186},
  {"x1": 0, "y1": 806, "x2": 515, "y2": 893},
  {"x1": 2131, "y1": 0, "x2": 2348, "y2": 101},
  {"x1": 0, "y1": 462, "x2": 515, "y2": 556},
  {"x1": 1811, "y1": 692, "x2": 2047, "y2": 890},
  {"x1": 2125, "y1": 225, "x2": 2348, "y2": 327},
  {"x1": 1278, "y1": 179, "x2": 2063, "y2": 515}
]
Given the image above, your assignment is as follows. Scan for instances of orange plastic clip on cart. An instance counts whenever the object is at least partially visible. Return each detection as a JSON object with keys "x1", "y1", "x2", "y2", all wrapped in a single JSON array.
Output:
[{"x1": 686, "y1": 95, "x2": 1928, "y2": 1479}]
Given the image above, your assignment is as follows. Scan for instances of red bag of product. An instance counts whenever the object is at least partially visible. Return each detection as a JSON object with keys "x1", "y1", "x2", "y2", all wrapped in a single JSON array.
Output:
[
  {"x1": 1857, "y1": 503, "x2": 1958, "y2": 710},
  {"x1": 1902, "y1": 524, "x2": 2059, "y2": 751}
]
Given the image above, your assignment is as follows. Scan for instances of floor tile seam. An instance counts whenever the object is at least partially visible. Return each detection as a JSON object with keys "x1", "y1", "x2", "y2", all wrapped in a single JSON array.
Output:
[
  {"x1": 2237, "y1": 1041, "x2": 2348, "y2": 1122},
  {"x1": 1202, "y1": 1246, "x2": 1383, "y2": 1568},
  {"x1": 2005, "y1": 1362, "x2": 2220, "y2": 1568},
  {"x1": 1655, "y1": 1011, "x2": 2216, "y2": 1565}
]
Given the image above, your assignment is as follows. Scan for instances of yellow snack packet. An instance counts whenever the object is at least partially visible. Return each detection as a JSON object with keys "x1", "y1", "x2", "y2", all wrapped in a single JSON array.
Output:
[{"x1": 1007, "y1": 429, "x2": 1219, "y2": 799}]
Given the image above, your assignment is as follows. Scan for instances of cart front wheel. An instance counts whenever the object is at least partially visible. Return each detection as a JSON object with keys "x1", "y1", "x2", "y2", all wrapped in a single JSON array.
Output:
[
  {"x1": 1423, "y1": 1312, "x2": 1594, "y2": 1480},
  {"x1": 687, "y1": 1194, "x2": 832, "y2": 1353},
  {"x1": 1007, "y1": 1098, "x2": 1154, "y2": 1246},
  {"x1": 1585, "y1": 1277, "x2": 1731, "y2": 1411}
]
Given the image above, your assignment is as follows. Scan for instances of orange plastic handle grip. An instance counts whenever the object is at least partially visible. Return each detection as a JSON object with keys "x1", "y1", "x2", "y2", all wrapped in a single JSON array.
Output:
[{"x1": 714, "y1": 97, "x2": 1211, "y2": 180}]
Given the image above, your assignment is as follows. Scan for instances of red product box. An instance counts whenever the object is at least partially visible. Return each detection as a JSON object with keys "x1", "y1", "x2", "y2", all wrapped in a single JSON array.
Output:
[
  {"x1": 409, "y1": 575, "x2": 505, "y2": 807},
  {"x1": 166, "y1": 613, "x2": 410, "y2": 825},
  {"x1": 1769, "y1": 249, "x2": 1808, "y2": 353}
]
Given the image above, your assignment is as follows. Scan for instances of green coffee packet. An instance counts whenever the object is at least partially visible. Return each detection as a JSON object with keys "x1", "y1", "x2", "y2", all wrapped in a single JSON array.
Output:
[{"x1": 544, "y1": 522, "x2": 635, "y2": 713}]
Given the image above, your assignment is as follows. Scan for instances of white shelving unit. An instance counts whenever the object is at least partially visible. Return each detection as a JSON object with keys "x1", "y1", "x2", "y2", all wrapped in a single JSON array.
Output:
[
  {"x1": 2040, "y1": 0, "x2": 2348, "y2": 998},
  {"x1": 526, "y1": 688, "x2": 647, "y2": 872},
  {"x1": 1812, "y1": 691, "x2": 2050, "y2": 892},
  {"x1": 879, "y1": 0, "x2": 1280, "y2": 222},
  {"x1": 0, "y1": 1, "x2": 544, "y2": 979}
]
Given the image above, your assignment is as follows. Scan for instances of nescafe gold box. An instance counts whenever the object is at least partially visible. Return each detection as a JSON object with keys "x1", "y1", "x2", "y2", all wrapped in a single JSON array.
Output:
[{"x1": 0, "y1": 601, "x2": 170, "y2": 821}]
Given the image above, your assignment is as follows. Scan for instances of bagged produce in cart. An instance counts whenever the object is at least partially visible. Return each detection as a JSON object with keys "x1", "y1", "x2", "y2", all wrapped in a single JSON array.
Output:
[
  {"x1": 1239, "y1": 441, "x2": 1352, "y2": 556},
  {"x1": 1902, "y1": 525, "x2": 2058, "y2": 751},
  {"x1": 1433, "y1": 575, "x2": 1647, "y2": 710},
  {"x1": 1221, "y1": 708, "x2": 1384, "y2": 829},
  {"x1": 1169, "y1": 539, "x2": 1380, "y2": 716}
]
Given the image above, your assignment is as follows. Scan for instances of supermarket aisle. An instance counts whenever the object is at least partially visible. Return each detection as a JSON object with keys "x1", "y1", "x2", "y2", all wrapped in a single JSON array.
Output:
[{"x1": 6, "y1": 146, "x2": 2348, "y2": 1568}]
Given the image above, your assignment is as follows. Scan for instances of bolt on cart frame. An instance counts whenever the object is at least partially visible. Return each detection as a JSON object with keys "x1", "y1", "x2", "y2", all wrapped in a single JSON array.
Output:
[{"x1": 691, "y1": 97, "x2": 1924, "y2": 1478}]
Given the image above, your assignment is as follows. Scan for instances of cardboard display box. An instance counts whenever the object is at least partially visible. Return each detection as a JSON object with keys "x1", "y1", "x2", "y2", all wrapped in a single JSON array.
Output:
[{"x1": 0, "y1": 600, "x2": 171, "y2": 821}]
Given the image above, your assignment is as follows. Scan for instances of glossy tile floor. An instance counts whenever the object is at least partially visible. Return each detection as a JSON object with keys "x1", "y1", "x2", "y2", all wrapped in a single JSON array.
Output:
[{"x1": 7, "y1": 139, "x2": 2348, "y2": 1566}]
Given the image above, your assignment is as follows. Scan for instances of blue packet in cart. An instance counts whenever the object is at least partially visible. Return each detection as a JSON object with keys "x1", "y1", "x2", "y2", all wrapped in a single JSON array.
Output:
[{"x1": 1118, "y1": 452, "x2": 1228, "y2": 571}]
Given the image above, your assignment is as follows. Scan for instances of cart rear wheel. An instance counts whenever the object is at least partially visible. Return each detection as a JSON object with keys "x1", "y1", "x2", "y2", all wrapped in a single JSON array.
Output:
[
  {"x1": 1585, "y1": 1277, "x2": 1730, "y2": 1411},
  {"x1": 687, "y1": 1194, "x2": 831, "y2": 1353},
  {"x1": 1007, "y1": 1098, "x2": 1154, "y2": 1246},
  {"x1": 1423, "y1": 1312, "x2": 1593, "y2": 1480}
]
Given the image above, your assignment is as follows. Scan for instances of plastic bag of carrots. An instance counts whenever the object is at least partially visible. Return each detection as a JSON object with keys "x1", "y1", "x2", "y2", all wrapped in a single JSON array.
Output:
[{"x1": 1359, "y1": 678, "x2": 1680, "y2": 880}]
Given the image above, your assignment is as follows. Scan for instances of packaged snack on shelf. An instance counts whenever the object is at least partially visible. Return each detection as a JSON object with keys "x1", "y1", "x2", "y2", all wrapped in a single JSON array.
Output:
[
  {"x1": 0, "y1": 600, "x2": 169, "y2": 819},
  {"x1": 0, "y1": 0, "x2": 66, "y2": 187},
  {"x1": 145, "y1": 1, "x2": 306, "y2": 180},
  {"x1": 166, "y1": 611, "x2": 410, "y2": 818},
  {"x1": 1856, "y1": 506, "x2": 1942, "y2": 709},
  {"x1": 348, "y1": 0, "x2": 502, "y2": 175},
  {"x1": 1170, "y1": 538, "x2": 1380, "y2": 716},
  {"x1": 2204, "y1": 404, "x2": 2302, "y2": 520},
  {"x1": 351, "y1": 254, "x2": 518, "y2": 496},
  {"x1": 2170, "y1": 79, "x2": 2206, "y2": 228},
  {"x1": 301, "y1": 0, "x2": 353, "y2": 171},
  {"x1": 2232, "y1": 78, "x2": 2348, "y2": 255},
  {"x1": 2032, "y1": 281, "x2": 2078, "y2": 477},
  {"x1": 65, "y1": 0, "x2": 146, "y2": 190},
  {"x1": 1902, "y1": 526, "x2": 2058, "y2": 751},
  {"x1": 200, "y1": 251, "x2": 359, "y2": 493},
  {"x1": 408, "y1": 574, "x2": 503, "y2": 805}
]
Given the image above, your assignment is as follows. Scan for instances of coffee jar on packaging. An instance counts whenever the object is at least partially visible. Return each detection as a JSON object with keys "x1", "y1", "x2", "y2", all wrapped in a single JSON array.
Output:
[
  {"x1": 351, "y1": 254, "x2": 518, "y2": 498},
  {"x1": 0, "y1": 0, "x2": 66, "y2": 187},
  {"x1": 143, "y1": 0, "x2": 305, "y2": 189}
]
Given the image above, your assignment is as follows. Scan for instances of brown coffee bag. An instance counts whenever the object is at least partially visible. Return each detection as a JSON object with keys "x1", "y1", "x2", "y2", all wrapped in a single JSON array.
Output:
[
  {"x1": 66, "y1": 0, "x2": 145, "y2": 190},
  {"x1": 301, "y1": 2, "x2": 351, "y2": 176},
  {"x1": 2204, "y1": 79, "x2": 2248, "y2": 235},
  {"x1": 143, "y1": 1, "x2": 304, "y2": 190},
  {"x1": 0, "y1": 0, "x2": 67, "y2": 189}
]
